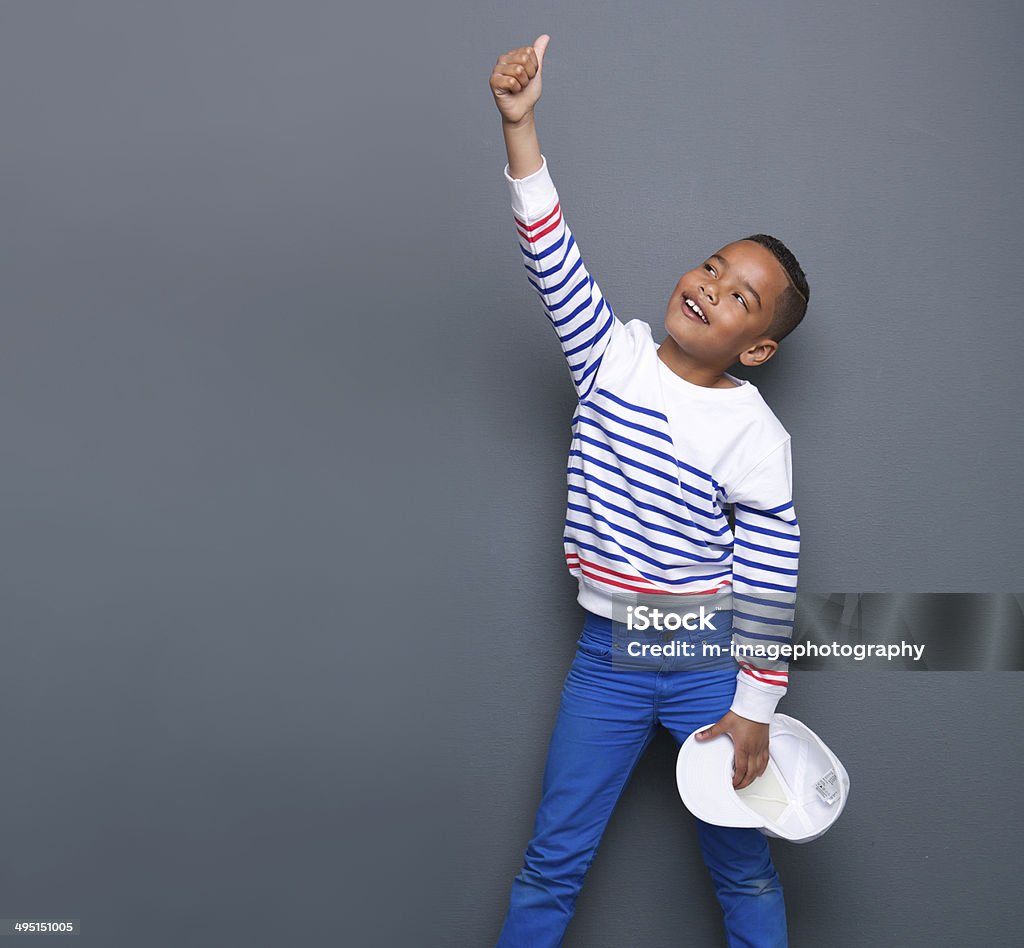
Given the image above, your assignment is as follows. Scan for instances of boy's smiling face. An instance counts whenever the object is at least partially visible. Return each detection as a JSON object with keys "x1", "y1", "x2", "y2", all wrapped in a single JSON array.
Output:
[{"x1": 662, "y1": 239, "x2": 792, "y2": 375}]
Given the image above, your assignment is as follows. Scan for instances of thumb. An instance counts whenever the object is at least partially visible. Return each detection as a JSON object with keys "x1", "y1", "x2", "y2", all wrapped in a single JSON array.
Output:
[
  {"x1": 694, "y1": 723, "x2": 721, "y2": 741},
  {"x1": 533, "y1": 34, "x2": 550, "y2": 69}
]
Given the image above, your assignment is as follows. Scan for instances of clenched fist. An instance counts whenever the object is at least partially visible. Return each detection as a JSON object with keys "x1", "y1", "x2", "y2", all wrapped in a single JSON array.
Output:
[{"x1": 489, "y1": 34, "x2": 550, "y2": 126}]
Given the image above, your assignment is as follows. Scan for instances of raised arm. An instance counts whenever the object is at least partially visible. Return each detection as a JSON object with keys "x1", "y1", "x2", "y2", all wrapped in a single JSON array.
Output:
[
  {"x1": 491, "y1": 35, "x2": 547, "y2": 177},
  {"x1": 490, "y1": 36, "x2": 625, "y2": 402},
  {"x1": 501, "y1": 108, "x2": 543, "y2": 181}
]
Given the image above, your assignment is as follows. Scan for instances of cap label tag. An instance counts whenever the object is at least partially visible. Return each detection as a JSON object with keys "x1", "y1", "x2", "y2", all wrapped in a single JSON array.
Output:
[{"x1": 815, "y1": 768, "x2": 840, "y2": 805}]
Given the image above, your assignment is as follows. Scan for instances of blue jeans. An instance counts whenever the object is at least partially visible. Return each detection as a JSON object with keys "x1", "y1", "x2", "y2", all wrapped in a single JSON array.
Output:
[{"x1": 496, "y1": 608, "x2": 787, "y2": 947}]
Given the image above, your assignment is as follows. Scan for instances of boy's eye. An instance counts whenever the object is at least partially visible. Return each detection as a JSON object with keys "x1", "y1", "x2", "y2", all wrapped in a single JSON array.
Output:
[
  {"x1": 704, "y1": 263, "x2": 716, "y2": 274},
  {"x1": 734, "y1": 293, "x2": 748, "y2": 309}
]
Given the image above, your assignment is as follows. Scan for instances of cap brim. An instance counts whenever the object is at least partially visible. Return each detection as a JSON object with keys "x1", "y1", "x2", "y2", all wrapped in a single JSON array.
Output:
[{"x1": 676, "y1": 725, "x2": 763, "y2": 829}]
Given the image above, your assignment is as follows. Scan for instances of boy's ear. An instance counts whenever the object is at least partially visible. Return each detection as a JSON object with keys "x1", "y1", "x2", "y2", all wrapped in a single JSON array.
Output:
[{"x1": 737, "y1": 339, "x2": 778, "y2": 367}]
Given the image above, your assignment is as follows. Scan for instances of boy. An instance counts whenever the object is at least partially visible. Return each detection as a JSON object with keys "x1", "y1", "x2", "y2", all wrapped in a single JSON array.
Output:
[{"x1": 490, "y1": 35, "x2": 807, "y2": 948}]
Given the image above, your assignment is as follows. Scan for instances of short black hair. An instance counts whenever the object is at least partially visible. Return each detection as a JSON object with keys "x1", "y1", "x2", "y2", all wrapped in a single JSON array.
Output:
[{"x1": 740, "y1": 234, "x2": 809, "y2": 343}]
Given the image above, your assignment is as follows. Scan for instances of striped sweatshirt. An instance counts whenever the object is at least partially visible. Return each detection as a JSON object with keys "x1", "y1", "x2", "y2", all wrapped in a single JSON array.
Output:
[{"x1": 504, "y1": 154, "x2": 800, "y2": 723}]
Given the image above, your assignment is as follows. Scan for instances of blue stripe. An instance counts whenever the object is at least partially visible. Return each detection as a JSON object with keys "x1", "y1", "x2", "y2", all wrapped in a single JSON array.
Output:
[
  {"x1": 578, "y1": 410, "x2": 718, "y2": 501},
  {"x1": 569, "y1": 532, "x2": 737, "y2": 585},
  {"x1": 594, "y1": 387, "x2": 669, "y2": 423},
  {"x1": 569, "y1": 452, "x2": 723, "y2": 526},
  {"x1": 520, "y1": 227, "x2": 571, "y2": 268},
  {"x1": 553, "y1": 281, "x2": 603, "y2": 339},
  {"x1": 736, "y1": 501, "x2": 798, "y2": 526},
  {"x1": 733, "y1": 554, "x2": 800, "y2": 577},
  {"x1": 676, "y1": 456, "x2": 717, "y2": 487},
  {"x1": 577, "y1": 432, "x2": 678, "y2": 487},
  {"x1": 732, "y1": 575, "x2": 799, "y2": 594},
  {"x1": 587, "y1": 400, "x2": 674, "y2": 446},
  {"x1": 559, "y1": 303, "x2": 605, "y2": 353},
  {"x1": 579, "y1": 353, "x2": 604, "y2": 402},
  {"x1": 734, "y1": 537, "x2": 800, "y2": 559},
  {"x1": 525, "y1": 249, "x2": 584, "y2": 314},
  {"x1": 564, "y1": 536, "x2": 630, "y2": 566},
  {"x1": 564, "y1": 299, "x2": 613, "y2": 358},
  {"x1": 566, "y1": 484, "x2": 723, "y2": 551},
  {"x1": 736, "y1": 499, "x2": 794, "y2": 517},
  {"x1": 575, "y1": 415, "x2": 722, "y2": 509},
  {"x1": 566, "y1": 502, "x2": 729, "y2": 564},
  {"x1": 570, "y1": 450, "x2": 728, "y2": 535},
  {"x1": 575, "y1": 413, "x2": 677, "y2": 470},
  {"x1": 734, "y1": 517, "x2": 801, "y2": 542},
  {"x1": 731, "y1": 628, "x2": 794, "y2": 645},
  {"x1": 733, "y1": 591, "x2": 797, "y2": 612},
  {"x1": 566, "y1": 469, "x2": 730, "y2": 539}
]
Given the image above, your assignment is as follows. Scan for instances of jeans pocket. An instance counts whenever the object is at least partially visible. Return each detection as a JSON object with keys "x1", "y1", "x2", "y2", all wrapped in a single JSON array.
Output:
[{"x1": 576, "y1": 634, "x2": 612, "y2": 658}]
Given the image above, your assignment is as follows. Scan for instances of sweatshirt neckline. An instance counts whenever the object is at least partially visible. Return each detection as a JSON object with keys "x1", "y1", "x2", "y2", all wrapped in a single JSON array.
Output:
[{"x1": 656, "y1": 355, "x2": 751, "y2": 395}]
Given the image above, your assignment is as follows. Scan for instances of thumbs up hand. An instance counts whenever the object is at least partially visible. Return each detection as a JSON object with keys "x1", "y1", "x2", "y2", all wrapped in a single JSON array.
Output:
[{"x1": 489, "y1": 34, "x2": 550, "y2": 126}]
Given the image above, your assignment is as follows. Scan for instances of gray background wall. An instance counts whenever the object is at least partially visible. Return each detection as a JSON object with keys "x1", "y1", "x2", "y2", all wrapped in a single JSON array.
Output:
[{"x1": 1, "y1": 2, "x2": 1022, "y2": 946}]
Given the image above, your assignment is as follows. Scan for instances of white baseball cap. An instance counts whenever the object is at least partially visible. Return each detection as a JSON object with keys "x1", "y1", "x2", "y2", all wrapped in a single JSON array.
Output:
[{"x1": 675, "y1": 713, "x2": 850, "y2": 843}]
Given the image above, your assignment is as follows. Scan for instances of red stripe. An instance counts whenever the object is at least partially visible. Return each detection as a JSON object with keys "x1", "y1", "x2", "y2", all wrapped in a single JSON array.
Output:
[
  {"x1": 579, "y1": 568, "x2": 679, "y2": 595},
  {"x1": 564, "y1": 553, "x2": 732, "y2": 597},
  {"x1": 514, "y1": 202, "x2": 560, "y2": 233},
  {"x1": 738, "y1": 660, "x2": 789, "y2": 679},
  {"x1": 578, "y1": 557, "x2": 662, "y2": 585},
  {"x1": 738, "y1": 662, "x2": 789, "y2": 685},
  {"x1": 514, "y1": 203, "x2": 562, "y2": 244},
  {"x1": 577, "y1": 555, "x2": 713, "y2": 589}
]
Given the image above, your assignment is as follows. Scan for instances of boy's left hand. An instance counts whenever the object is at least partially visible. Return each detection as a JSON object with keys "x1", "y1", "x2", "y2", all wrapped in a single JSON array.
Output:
[{"x1": 694, "y1": 711, "x2": 769, "y2": 790}]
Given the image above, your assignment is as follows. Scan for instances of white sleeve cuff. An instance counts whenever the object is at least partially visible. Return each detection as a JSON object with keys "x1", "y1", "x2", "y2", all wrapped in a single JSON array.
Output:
[
  {"x1": 729, "y1": 677, "x2": 784, "y2": 724},
  {"x1": 503, "y1": 154, "x2": 556, "y2": 220}
]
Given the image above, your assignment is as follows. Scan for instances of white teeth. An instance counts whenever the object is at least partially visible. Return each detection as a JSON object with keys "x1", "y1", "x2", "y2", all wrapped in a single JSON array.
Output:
[{"x1": 685, "y1": 297, "x2": 708, "y2": 323}]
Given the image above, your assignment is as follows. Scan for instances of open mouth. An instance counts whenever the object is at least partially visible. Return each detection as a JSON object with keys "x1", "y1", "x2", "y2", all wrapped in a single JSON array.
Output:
[{"x1": 680, "y1": 295, "x2": 709, "y2": 325}]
